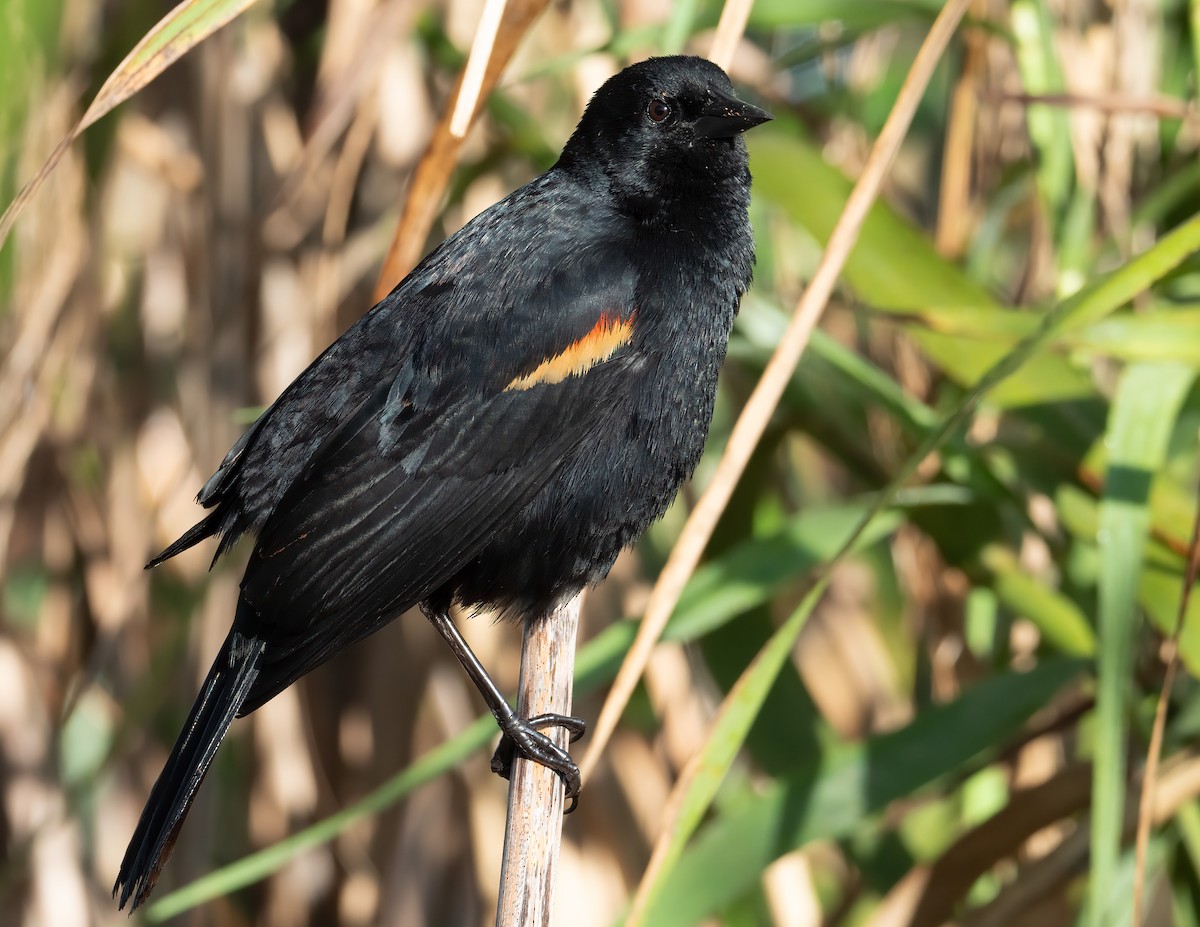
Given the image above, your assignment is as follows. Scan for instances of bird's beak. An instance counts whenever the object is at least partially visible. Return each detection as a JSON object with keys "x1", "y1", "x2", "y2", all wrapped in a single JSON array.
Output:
[{"x1": 694, "y1": 89, "x2": 774, "y2": 138}]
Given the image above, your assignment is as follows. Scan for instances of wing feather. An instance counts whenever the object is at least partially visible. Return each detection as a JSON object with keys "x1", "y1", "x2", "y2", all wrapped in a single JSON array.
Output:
[
  {"x1": 238, "y1": 352, "x2": 644, "y2": 711},
  {"x1": 153, "y1": 211, "x2": 637, "y2": 567}
]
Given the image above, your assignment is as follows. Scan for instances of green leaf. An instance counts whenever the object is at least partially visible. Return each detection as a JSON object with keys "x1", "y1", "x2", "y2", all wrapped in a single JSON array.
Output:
[
  {"x1": 0, "y1": 0, "x2": 264, "y2": 251},
  {"x1": 751, "y1": 126, "x2": 996, "y2": 313},
  {"x1": 640, "y1": 660, "x2": 1084, "y2": 927},
  {"x1": 1054, "y1": 485, "x2": 1200, "y2": 674},
  {"x1": 624, "y1": 579, "x2": 832, "y2": 926},
  {"x1": 981, "y1": 545, "x2": 1096, "y2": 656},
  {"x1": 1071, "y1": 309, "x2": 1200, "y2": 365},
  {"x1": 1089, "y1": 361, "x2": 1196, "y2": 926},
  {"x1": 626, "y1": 203, "x2": 1200, "y2": 926},
  {"x1": 1010, "y1": 1, "x2": 1072, "y2": 218},
  {"x1": 670, "y1": 503, "x2": 905, "y2": 642},
  {"x1": 79, "y1": 0, "x2": 264, "y2": 132},
  {"x1": 744, "y1": 0, "x2": 942, "y2": 30},
  {"x1": 913, "y1": 305, "x2": 1200, "y2": 366},
  {"x1": 749, "y1": 126, "x2": 1095, "y2": 406}
]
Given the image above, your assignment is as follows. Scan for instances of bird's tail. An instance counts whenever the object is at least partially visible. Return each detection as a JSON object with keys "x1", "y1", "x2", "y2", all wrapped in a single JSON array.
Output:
[{"x1": 113, "y1": 620, "x2": 266, "y2": 911}]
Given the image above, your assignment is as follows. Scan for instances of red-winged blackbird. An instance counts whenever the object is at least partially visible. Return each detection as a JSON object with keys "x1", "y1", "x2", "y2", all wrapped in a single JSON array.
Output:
[{"x1": 114, "y1": 54, "x2": 770, "y2": 910}]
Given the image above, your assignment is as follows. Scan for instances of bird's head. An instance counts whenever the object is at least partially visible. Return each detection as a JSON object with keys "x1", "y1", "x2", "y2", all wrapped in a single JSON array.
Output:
[{"x1": 559, "y1": 56, "x2": 773, "y2": 221}]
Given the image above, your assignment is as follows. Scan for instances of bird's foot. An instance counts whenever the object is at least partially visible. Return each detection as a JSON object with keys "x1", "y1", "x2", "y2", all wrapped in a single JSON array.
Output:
[{"x1": 490, "y1": 713, "x2": 586, "y2": 813}]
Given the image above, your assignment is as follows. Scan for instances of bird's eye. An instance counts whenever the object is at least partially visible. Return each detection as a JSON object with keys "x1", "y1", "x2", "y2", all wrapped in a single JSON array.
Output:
[{"x1": 647, "y1": 99, "x2": 672, "y2": 123}]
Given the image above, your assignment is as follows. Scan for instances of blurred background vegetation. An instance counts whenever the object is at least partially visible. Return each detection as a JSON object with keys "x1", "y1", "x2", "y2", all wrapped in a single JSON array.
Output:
[{"x1": 2, "y1": 0, "x2": 1200, "y2": 925}]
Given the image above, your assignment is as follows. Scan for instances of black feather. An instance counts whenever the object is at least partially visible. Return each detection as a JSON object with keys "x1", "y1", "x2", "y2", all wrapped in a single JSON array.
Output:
[{"x1": 113, "y1": 616, "x2": 265, "y2": 910}]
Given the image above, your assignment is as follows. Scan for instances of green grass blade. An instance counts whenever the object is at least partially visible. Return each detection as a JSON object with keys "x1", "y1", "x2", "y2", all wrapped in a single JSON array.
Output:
[
  {"x1": 624, "y1": 578, "x2": 832, "y2": 926},
  {"x1": 910, "y1": 305, "x2": 1200, "y2": 366},
  {"x1": 661, "y1": 0, "x2": 700, "y2": 53},
  {"x1": 79, "y1": 0, "x2": 263, "y2": 132},
  {"x1": 144, "y1": 715, "x2": 497, "y2": 921},
  {"x1": 1088, "y1": 361, "x2": 1196, "y2": 926},
  {"x1": 1011, "y1": 0, "x2": 1095, "y2": 296},
  {"x1": 625, "y1": 213, "x2": 1200, "y2": 923},
  {"x1": 745, "y1": 0, "x2": 942, "y2": 31},
  {"x1": 982, "y1": 546, "x2": 1096, "y2": 656},
  {"x1": 1010, "y1": 0, "x2": 1072, "y2": 220},
  {"x1": 749, "y1": 127, "x2": 1094, "y2": 406},
  {"x1": 642, "y1": 660, "x2": 1084, "y2": 927}
]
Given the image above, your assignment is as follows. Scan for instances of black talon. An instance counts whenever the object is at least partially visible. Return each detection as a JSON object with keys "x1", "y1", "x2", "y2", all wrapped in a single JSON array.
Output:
[
  {"x1": 490, "y1": 713, "x2": 586, "y2": 812},
  {"x1": 421, "y1": 605, "x2": 585, "y2": 811},
  {"x1": 528, "y1": 713, "x2": 587, "y2": 743}
]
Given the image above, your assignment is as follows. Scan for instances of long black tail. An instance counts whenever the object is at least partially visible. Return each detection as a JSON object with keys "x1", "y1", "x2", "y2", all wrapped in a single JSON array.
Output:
[{"x1": 113, "y1": 621, "x2": 266, "y2": 911}]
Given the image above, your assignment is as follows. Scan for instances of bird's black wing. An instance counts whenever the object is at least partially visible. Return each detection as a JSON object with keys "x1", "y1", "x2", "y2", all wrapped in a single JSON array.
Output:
[
  {"x1": 238, "y1": 345, "x2": 646, "y2": 713},
  {"x1": 230, "y1": 221, "x2": 646, "y2": 709},
  {"x1": 149, "y1": 175, "x2": 633, "y2": 567},
  {"x1": 146, "y1": 295, "x2": 427, "y2": 567}
]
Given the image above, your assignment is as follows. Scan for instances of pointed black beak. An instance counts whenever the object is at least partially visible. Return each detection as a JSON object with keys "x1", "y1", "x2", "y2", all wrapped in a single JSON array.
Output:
[{"x1": 694, "y1": 89, "x2": 774, "y2": 138}]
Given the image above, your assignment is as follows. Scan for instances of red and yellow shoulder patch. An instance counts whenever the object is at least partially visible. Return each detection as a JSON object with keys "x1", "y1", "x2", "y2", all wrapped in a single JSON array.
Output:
[{"x1": 505, "y1": 312, "x2": 634, "y2": 391}]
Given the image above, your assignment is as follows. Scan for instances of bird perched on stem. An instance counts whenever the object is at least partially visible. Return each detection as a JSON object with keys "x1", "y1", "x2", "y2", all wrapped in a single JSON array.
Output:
[{"x1": 114, "y1": 54, "x2": 770, "y2": 911}]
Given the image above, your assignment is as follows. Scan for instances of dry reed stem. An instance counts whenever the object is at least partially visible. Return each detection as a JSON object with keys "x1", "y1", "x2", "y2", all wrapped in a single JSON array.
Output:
[
  {"x1": 315, "y1": 95, "x2": 379, "y2": 344},
  {"x1": 495, "y1": 595, "x2": 581, "y2": 927},
  {"x1": 451, "y1": 0, "x2": 508, "y2": 139},
  {"x1": 988, "y1": 91, "x2": 1200, "y2": 125},
  {"x1": 0, "y1": 0, "x2": 265, "y2": 252},
  {"x1": 579, "y1": 0, "x2": 975, "y2": 784},
  {"x1": 935, "y1": 8, "x2": 983, "y2": 258},
  {"x1": 372, "y1": 0, "x2": 550, "y2": 296},
  {"x1": 707, "y1": 0, "x2": 755, "y2": 72}
]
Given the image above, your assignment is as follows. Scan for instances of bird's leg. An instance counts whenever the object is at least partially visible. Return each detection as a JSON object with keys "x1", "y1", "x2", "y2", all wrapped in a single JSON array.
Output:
[{"x1": 420, "y1": 603, "x2": 586, "y2": 811}]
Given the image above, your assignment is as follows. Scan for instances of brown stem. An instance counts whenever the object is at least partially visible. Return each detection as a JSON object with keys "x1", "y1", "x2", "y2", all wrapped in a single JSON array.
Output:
[{"x1": 495, "y1": 595, "x2": 582, "y2": 927}]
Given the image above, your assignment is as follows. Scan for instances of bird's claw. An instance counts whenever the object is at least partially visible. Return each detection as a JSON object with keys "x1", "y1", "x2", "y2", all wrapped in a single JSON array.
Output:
[{"x1": 490, "y1": 713, "x2": 587, "y2": 813}]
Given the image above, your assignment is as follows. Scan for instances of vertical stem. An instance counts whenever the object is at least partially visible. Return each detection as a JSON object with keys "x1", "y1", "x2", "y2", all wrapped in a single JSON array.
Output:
[{"x1": 495, "y1": 595, "x2": 581, "y2": 927}]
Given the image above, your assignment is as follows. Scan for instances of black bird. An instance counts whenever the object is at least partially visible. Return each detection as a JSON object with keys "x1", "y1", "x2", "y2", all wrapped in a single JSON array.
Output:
[{"x1": 114, "y1": 54, "x2": 770, "y2": 910}]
